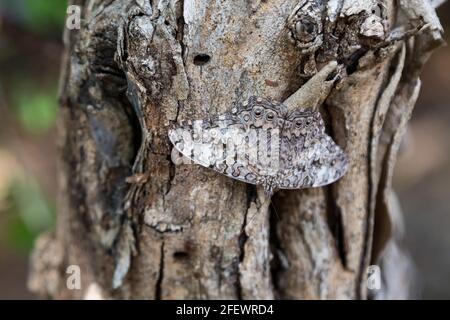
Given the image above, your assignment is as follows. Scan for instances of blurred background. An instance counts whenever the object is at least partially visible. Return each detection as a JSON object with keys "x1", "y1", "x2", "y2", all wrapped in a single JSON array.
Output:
[{"x1": 0, "y1": 0, "x2": 449, "y2": 299}]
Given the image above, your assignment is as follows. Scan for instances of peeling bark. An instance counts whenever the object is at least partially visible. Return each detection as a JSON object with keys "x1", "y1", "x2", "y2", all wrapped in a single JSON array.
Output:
[{"x1": 29, "y1": 0, "x2": 445, "y2": 300}]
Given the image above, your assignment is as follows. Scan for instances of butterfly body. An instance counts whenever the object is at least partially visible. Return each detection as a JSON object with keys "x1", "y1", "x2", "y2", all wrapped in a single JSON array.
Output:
[{"x1": 169, "y1": 96, "x2": 348, "y2": 195}]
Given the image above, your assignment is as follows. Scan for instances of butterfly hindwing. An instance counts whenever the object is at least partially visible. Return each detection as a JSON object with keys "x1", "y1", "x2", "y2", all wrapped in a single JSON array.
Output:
[{"x1": 276, "y1": 134, "x2": 348, "y2": 189}]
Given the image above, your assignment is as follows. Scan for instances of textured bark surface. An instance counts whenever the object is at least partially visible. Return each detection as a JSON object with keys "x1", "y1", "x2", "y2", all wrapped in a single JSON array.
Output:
[{"x1": 29, "y1": 0, "x2": 445, "y2": 299}]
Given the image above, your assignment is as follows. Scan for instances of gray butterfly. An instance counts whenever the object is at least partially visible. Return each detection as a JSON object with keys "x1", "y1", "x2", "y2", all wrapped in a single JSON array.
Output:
[{"x1": 169, "y1": 96, "x2": 348, "y2": 195}]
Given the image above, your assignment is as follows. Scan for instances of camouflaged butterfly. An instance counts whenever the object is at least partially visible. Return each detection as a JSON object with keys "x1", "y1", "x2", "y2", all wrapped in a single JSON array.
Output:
[{"x1": 169, "y1": 96, "x2": 348, "y2": 195}]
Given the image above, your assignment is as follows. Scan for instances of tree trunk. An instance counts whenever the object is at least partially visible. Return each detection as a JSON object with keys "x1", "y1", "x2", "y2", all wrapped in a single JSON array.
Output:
[{"x1": 29, "y1": 0, "x2": 445, "y2": 300}]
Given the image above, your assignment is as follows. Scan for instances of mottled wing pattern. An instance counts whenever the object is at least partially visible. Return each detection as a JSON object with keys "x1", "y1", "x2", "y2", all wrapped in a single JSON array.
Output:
[
  {"x1": 169, "y1": 97, "x2": 286, "y2": 186},
  {"x1": 276, "y1": 134, "x2": 348, "y2": 189},
  {"x1": 169, "y1": 118, "x2": 257, "y2": 185},
  {"x1": 275, "y1": 107, "x2": 348, "y2": 189},
  {"x1": 279, "y1": 108, "x2": 323, "y2": 168},
  {"x1": 236, "y1": 96, "x2": 287, "y2": 130},
  {"x1": 169, "y1": 96, "x2": 348, "y2": 194}
]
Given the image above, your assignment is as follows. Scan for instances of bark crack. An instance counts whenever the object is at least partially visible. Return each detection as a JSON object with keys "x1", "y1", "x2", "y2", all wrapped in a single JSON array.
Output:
[
  {"x1": 155, "y1": 241, "x2": 165, "y2": 300},
  {"x1": 323, "y1": 103, "x2": 348, "y2": 269},
  {"x1": 236, "y1": 185, "x2": 258, "y2": 299},
  {"x1": 326, "y1": 186, "x2": 347, "y2": 269},
  {"x1": 236, "y1": 212, "x2": 249, "y2": 300}
]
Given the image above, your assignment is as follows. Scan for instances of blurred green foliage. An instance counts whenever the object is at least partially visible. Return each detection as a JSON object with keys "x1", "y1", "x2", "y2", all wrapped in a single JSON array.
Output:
[
  {"x1": 2, "y1": 178, "x2": 55, "y2": 252},
  {"x1": 0, "y1": 0, "x2": 63, "y2": 252},
  {"x1": 12, "y1": 84, "x2": 58, "y2": 135},
  {"x1": 1, "y1": 0, "x2": 67, "y2": 36},
  {"x1": 22, "y1": 0, "x2": 67, "y2": 34}
]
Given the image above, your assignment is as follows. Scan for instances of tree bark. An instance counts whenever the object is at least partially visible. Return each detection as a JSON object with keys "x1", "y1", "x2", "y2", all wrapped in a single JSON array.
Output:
[{"x1": 29, "y1": 0, "x2": 445, "y2": 300}]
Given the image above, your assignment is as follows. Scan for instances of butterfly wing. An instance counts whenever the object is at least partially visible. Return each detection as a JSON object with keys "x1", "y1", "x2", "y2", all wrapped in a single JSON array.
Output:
[
  {"x1": 275, "y1": 108, "x2": 347, "y2": 189},
  {"x1": 168, "y1": 97, "x2": 287, "y2": 188},
  {"x1": 276, "y1": 130, "x2": 348, "y2": 189},
  {"x1": 169, "y1": 98, "x2": 348, "y2": 193}
]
